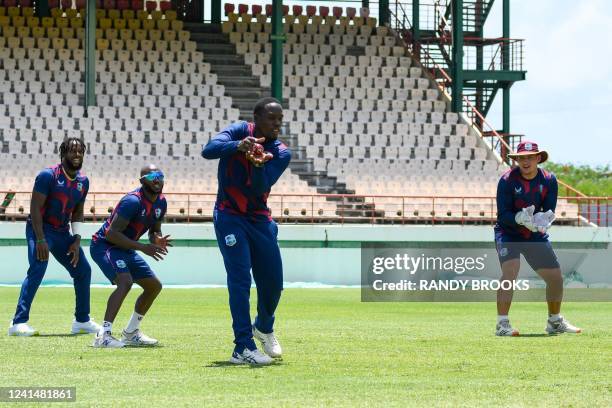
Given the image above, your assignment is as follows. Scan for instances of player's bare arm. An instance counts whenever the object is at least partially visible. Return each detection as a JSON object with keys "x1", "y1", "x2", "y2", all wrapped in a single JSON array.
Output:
[
  {"x1": 106, "y1": 214, "x2": 167, "y2": 261},
  {"x1": 29, "y1": 191, "x2": 48, "y2": 262}
]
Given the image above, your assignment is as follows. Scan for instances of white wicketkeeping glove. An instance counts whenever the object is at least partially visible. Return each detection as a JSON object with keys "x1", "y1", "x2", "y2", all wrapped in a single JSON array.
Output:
[
  {"x1": 533, "y1": 210, "x2": 555, "y2": 234},
  {"x1": 515, "y1": 205, "x2": 538, "y2": 232}
]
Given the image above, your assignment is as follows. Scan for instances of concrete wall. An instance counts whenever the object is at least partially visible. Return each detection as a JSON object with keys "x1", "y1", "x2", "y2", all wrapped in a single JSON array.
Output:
[{"x1": 0, "y1": 222, "x2": 609, "y2": 285}]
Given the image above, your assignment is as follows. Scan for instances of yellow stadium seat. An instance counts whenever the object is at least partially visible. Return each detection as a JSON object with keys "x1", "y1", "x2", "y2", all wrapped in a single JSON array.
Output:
[
  {"x1": 110, "y1": 38, "x2": 124, "y2": 50},
  {"x1": 96, "y1": 38, "x2": 109, "y2": 50},
  {"x1": 96, "y1": 10, "x2": 106, "y2": 19},
  {"x1": 136, "y1": 10, "x2": 148, "y2": 20},
  {"x1": 165, "y1": 10, "x2": 177, "y2": 21},
  {"x1": 41, "y1": 16, "x2": 54, "y2": 28},
  {"x1": 75, "y1": 28, "x2": 84, "y2": 39},
  {"x1": 162, "y1": 30, "x2": 175, "y2": 41},
  {"x1": 108, "y1": 9, "x2": 120, "y2": 20},
  {"x1": 7, "y1": 36, "x2": 20, "y2": 47},
  {"x1": 125, "y1": 38, "x2": 138, "y2": 51},
  {"x1": 0, "y1": 7, "x2": 5, "y2": 17},
  {"x1": 99, "y1": 18, "x2": 112, "y2": 29},
  {"x1": 65, "y1": 9, "x2": 77, "y2": 19},
  {"x1": 148, "y1": 29, "x2": 161, "y2": 41},
  {"x1": 227, "y1": 13, "x2": 238, "y2": 23},
  {"x1": 240, "y1": 13, "x2": 252, "y2": 24},
  {"x1": 122, "y1": 10, "x2": 134, "y2": 20},
  {"x1": 142, "y1": 19, "x2": 154, "y2": 30},
  {"x1": 50, "y1": 8, "x2": 62, "y2": 18},
  {"x1": 7, "y1": 6, "x2": 20, "y2": 17},
  {"x1": 105, "y1": 28, "x2": 118, "y2": 40},
  {"x1": 3, "y1": 25, "x2": 15, "y2": 37},
  {"x1": 32, "y1": 26, "x2": 45, "y2": 38},
  {"x1": 119, "y1": 28, "x2": 132, "y2": 40},
  {"x1": 26, "y1": 16, "x2": 39, "y2": 28},
  {"x1": 22, "y1": 7, "x2": 35, "y2": 18},
  {"x1": 52, "y1": 37, "x2": 66, "y2": 49},
  {"x1": 113, "y1": 19, "x2": 126, "y2": 30},
  {"x1": 17, "y1": 26, "x2": 30, "y2": 37},
  {"x1": 67, "y1": 38, "x2": 80, "y2": 49},
  {"x1": 0, "y1": 15, "x2": 9, "y2": 26},
  {"x1": 95, "y1": 28, "x2": 103, "y2": 39},
  {"x1": 151, "y1": 10, "x2": 162, "y2": 20},
  {"x1": 61, "y1": 27, "x2": 74, "y2": 39},
  {"x1": 22, "y1": 36, "x2": 35, "y2": 48},
  {"x1": 55, "y1": 17, "x2": 69, "y2": 28},
  {"x1": 70, "y1": 18, "x2": 83, "y2": 29},
  {"x1": 12, "y1": 15, "x2": 25, "y2": 27},
  {"x1": 78, "y1": 8, "x2": 85, "y2": 18},
  {"x1": 170, "y1": 19, "x2": 183, "y2": 31},
  {"x1": 366, "y1": 17, "x2": 377, "y2": 28},
  {"x1": 37, "y1": 37, "x2": 50, "y2": 48},
  {"x1": 47, "y1": 26, "x2": 60, "y2": 39},
  {"x1": 134, "y1": 29, "x2": 146, "y2": 41},
  {"x1": 156, "y1": 19, "x2": 169, "y2": 30},
  {"x1": 128, "y1": 18, "x2": 140, "y2": 30},
  {"x1": 177, "y1": 30, "x2": 190, "y2": 42}
]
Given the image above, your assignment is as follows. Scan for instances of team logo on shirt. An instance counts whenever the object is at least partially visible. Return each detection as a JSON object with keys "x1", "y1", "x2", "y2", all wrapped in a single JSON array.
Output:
[
  {"x1": 76, "y1": 182, "x2": 83, "y2": 192},
  {"x1": 155, "y1": 208, "x2": 162, "y2": 219},
  {"x1": 514, "y1": 186, "x2": 522, "y2": 194},
  {"x1": 57, "y1": 179, "x2": 65, "y2": 186},
  {"x1": 499, "y1": 247, "x2": 509, "y2": 257},
  {"x1": 141, "y1": 209, "x2": 146, "y2": 217},
  {"x1": 225, "y1": 234, "x2": 237, "y2": 247},
  {"x1": 116, "y1": 260, "x2": 127, "y2": 269}
]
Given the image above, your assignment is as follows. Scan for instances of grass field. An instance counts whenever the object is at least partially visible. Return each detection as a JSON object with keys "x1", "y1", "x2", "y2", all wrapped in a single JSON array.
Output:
[{"x1": 0, "y1": 287, "x2": 610, "y2": 407}]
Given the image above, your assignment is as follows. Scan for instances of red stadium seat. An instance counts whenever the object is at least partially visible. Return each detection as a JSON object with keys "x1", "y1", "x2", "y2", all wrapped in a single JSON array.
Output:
[
  {"x1": 360, "y1": 7, "x2": 370, "y2": 18},
  {"x1": 61, "y1": 0, "x2": 72, "y2": 9},
  {"x1": 306, "y1": 6, "x2": 316, "y2": 17},
  {"x1": 282, "y1": 5, "x2": 289, "y2": 15},
  {"x1": 292, "y1": 5, "x2": 302, "y2": 16},
  {"x1": 252, "y1": 4, "x2": 262, "y2": 15},
  {"x1": 346, "y1": 7, "x2": 356, "y2": 19},
  {"x1": 20, "y1": 0, "x2": 33, "y2": 7},
  {"x1": 159, "y1": 1, "x2": 171, "y2": 12},
  {"x1": 319, "y1": 6, "x2": 329, "y2": 17},
  {"x1": 117, "y1": 0, "x2": 129, "y2": 10},
  {"x1": 238, "y1": 3, "x2": 247, "y2": 14},
  {"x1": 96, "y1": 0, "x2": 103, "y2": 8},
  {"x1": 75, "y1": 0, "x2": 85, "y2": 9},
  {"x1": 265, "y1": 4, "x2": 272, "y2": 15},
  {"x1": 103, "y1": 0, "x2": 115, "y2": 10},
  {"x1": 145, "y1": 0, "x2": 156, "y2": 12},
  {"x1": 333, "y1": 7, "x2": 342, "y2": 18},
  {"x1": 3, "y1": 0, "x2": 16, "y2": 6},
  {"x1": 224, "y1": 3, "x2": 234, "y2": 15},
  {"x1": 48, "y1": 0, "x2": 60, "y2": 8},
  {"x1": 131, "y1": 0, "x2": 143, "y2": 10}
]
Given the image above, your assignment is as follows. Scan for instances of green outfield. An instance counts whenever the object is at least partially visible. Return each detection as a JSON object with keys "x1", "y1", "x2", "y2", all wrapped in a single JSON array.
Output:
[{"x1": 0, "y1": 288, "x2": 610, "y2": 407}]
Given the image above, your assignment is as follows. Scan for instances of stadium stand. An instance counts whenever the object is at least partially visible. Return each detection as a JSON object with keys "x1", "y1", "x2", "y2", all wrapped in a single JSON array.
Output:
[{"x1": 0, "y1": 1, "x2": 580, "y2": 222}]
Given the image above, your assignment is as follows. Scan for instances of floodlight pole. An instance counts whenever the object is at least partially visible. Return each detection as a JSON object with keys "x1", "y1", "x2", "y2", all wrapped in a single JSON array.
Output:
[
  {"x1": 85, "y1": 0, "x2": 96, "y2": 108},
  {"x1": 271, "y1": 0, "x2": 283, "y2": 101},
  {"x1": 451, "y1": 0, "x2": 464, "y2": 113},
  {"x1": 211, "y1": 0, "x2": 221, "y2": 24}
]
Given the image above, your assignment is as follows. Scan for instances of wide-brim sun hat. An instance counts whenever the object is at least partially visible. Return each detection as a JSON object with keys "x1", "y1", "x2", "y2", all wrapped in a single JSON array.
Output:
[{"x1": 507, "y1": 140, "x2": 548, "y2": 163}]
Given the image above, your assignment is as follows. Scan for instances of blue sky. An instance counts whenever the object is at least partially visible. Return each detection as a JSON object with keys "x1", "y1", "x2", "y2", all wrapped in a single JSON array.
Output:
[{"x1": 485, "y1": 0, "x2": 612, "y2": 166}]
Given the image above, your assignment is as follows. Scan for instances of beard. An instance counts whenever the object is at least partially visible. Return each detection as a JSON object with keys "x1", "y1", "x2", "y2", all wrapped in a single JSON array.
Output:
[
  {"x1": 63, "y1": 158, "x2": 82, "y2": 172},
  {"x1": 142, "y1": 183, "x2": 162, "y2": 196}
]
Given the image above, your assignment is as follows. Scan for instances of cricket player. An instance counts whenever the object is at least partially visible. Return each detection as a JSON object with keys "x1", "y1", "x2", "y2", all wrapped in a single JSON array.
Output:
[
  {"x1": 9, "y1": 138, "x2": 101, "y2": 336},
  {"x1": 495, "y1": 140, "x2": 581, "y2": 336},
  {"x1": 202, "y1": 97, "x2": 291, "y2": 365},
  {"x1": 89, "y1": 165, "x2": 170, "y2": 348}
]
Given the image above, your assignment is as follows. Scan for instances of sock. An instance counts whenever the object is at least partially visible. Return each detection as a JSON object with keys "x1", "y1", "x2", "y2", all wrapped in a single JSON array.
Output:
[
  {"x1": 125, "y1": 312, "x2": 144, "y2": 333},
  {"x1": 101, "y1": 321, "x2": 112, "y2": 335},
  {"x1": 549, "y1": 313, "x2": 561, "y2": 321},
  {"x1": 497, "y1": 315, "x2": 509, "y2": 323}
]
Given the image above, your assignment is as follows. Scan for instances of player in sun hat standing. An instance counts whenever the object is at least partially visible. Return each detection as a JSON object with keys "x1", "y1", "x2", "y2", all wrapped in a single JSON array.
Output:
[{"x1": 494, "y1": 140, "x2": 581, "y2": 336}]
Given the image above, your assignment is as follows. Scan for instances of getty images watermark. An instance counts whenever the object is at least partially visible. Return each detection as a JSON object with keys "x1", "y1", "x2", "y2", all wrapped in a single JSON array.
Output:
[{"x1": 361, "y1": 243, "x2": 612, "y2": 302}]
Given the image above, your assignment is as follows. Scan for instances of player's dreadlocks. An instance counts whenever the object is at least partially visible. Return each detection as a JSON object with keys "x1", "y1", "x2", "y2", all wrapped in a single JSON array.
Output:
[
  {"x1": 59, "y1": 137, "x2": 86, "y2": 159},
  {"x1": 253, "y1": 97, "x2": 281, "y2": 116}
]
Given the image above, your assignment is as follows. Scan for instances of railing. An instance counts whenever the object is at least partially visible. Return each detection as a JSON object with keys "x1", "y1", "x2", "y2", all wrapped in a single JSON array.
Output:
[
  {"x1": 462, "y1": 37, "x2": 525, "y2": 72},
  {"x1": 0, "y1": 191, "x2": 609, "y2": 226}
]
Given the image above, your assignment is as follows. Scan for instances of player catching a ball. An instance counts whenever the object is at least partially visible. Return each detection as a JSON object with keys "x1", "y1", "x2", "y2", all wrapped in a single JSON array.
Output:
[
  {"x1": 202, "y1": 97, "x2": 291, "y2": 365},
  {"x1": 89, "y1": 165, "x2": 170, "y2": 348},
  {"x1": 494, "y1": 141, "x2": 581, "y2": 336}
]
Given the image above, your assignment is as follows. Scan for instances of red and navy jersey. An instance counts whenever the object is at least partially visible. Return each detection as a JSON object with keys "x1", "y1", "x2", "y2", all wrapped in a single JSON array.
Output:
[
  {"x1": 202, "y1": 121, "x2": 292, "y2": 222},
  {"x1": 93, "y1": 188, "x2": 167, "y2": 244},
  {"x1": 495, "y1": 167, "x2": 558, "y2": 240},
  {"x1": 29, "y1": 164, "x2": 89, "y2": 232}
]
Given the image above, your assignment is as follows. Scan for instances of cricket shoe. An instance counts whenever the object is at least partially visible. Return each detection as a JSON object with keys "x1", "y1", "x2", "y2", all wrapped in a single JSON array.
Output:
[
  {"x1": 121, "y1": 329, "x2": 158, "y2": 346},
  {"x1": 495, "y1": 319, "x2": 519, "y2": 336},
  {"x1": 229, "y1": 348, "x2": 273, "y2": 365},
  {"x1": 8, "y1": 322, "x2": 39, "y2": 337},
  {"x1": 546, "y1": 316, "x2": 582, "y2": 334},
  {"x1": 71, "y1": 319, "x2": 102, "y2": 334},
  {"x1": 253, "y1": 326, "x2": 282, "y2": 358},
  {"x1": 92, "y1": 332, "x2": 125, "y2": 348}
]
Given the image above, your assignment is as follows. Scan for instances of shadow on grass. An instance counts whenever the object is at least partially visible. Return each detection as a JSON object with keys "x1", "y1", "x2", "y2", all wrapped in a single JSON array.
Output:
[
  {"x1": 35, "y1": 333, "x2": 81, "y2": 338},
  {"x1": 206, "y1": 360, "x2": 284, "y2": 369},
  {"x1": 515, "y1": 333, "x2": 552, "y2": 338}
]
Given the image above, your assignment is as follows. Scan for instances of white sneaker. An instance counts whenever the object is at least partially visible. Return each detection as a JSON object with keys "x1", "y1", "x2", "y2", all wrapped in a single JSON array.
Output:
[
  {"x1": 92, "y1": 332, "x2": 125, "y2": 348},
  {"x1": 495, "y1": 319, "x2": 519, "y2": 336},
  {"x1": 229, "y1": 348, "x2": 273, "y2": 365},
  {"x1": 121, "y1": 329, "x2": 158, "y2": 346},
  {"x1": 71, "y1": 319, "x2": 102, "y2": 334},
  {"x1": 253, "y1": 326, "x2": 282, "y2": 357},
  {"x1": 546, "y1": 316, "x2": 582, "y2": 334},
  {"x1": 8, "y1": 322, "x2": 39, "y2": 337}
]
